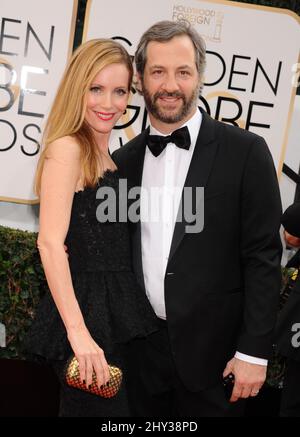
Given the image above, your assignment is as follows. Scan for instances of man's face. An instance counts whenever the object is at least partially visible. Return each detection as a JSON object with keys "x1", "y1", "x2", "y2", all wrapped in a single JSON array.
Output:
[{"x1": 140, "y1": 35, "x2": 200, "y2": 132}]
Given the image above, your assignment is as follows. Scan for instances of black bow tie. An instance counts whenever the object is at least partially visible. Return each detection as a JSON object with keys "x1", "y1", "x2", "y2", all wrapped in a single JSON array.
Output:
[{"x1": 147, "y1": 126, "x2": 191, "y2": 157}]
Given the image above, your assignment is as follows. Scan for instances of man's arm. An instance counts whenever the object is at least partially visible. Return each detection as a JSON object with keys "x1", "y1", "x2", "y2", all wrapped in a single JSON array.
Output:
[
  {"x1": 237, "y1": 135, "x2": 282, "y2": 357},
  {"x1": 224, "y1": 135, "x2": 282, "y2": 401}
]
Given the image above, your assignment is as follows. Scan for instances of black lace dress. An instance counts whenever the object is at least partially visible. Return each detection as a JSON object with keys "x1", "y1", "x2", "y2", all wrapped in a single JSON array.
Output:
[{"x1": 25, "y1": 170, "x2": 158, "y2": 416}]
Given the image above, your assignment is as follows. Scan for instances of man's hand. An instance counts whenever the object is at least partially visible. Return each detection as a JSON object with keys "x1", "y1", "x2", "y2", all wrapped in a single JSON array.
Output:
[{"x1": 223, "y1": 357, "x2": 266, "y2": 403}]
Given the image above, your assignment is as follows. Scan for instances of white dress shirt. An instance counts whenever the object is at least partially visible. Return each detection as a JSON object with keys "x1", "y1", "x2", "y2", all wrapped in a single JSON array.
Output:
[
  {"x1": 140, "y1": 109, "x2": 267, "y2": 366},
  {"x1": 141, "y1": 109, "x2": 200, "y2": 319}
]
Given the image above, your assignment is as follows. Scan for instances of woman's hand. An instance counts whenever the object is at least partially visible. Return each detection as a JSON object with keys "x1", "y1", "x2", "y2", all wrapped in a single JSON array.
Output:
[{"x1": 67, "y1": 325, "x2": 110, "y2": 389}]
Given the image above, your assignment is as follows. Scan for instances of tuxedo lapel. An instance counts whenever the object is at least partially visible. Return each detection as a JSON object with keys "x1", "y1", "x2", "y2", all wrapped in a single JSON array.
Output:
[{"x1": 168, "y1": 110, "x2": 219, "y2": 262}]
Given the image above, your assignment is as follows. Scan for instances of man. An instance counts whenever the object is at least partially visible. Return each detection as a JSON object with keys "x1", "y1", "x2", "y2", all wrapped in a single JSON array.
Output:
[{"x1": 113, "y1": 20, "x2": 282, "y2": 416}]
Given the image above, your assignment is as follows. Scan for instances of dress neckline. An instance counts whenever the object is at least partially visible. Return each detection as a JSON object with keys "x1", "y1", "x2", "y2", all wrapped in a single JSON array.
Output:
[{"x1": 74, "y1": 168, "x2": 118, "y2": 195}]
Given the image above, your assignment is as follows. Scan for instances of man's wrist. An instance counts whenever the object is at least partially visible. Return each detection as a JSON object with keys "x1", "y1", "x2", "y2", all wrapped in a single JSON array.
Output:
[{"x1": 235, "y1": 351, "x2": 268, "y2": 366}]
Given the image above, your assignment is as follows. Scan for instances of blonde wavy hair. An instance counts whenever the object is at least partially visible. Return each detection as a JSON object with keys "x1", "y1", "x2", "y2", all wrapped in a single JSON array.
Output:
[{"x1": 35, "y1": 38, "x2": 133, "y2": 195}]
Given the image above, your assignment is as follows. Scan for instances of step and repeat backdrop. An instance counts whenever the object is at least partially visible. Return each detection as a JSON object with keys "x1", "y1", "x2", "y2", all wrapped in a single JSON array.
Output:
[
  {"x1": 0, "y1": 0, "x2": 299, "y2": 212},
  {"x1": 0, "y1": 0, "x2": 77, "y2": 204},
  {"x1": 84, "y1": 0, "x2": 299, "y2": 175}
]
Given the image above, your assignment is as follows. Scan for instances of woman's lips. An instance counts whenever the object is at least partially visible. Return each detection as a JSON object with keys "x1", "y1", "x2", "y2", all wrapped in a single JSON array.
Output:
[{"x1": 95, "y1": 112, "x2": 115, "y2": 121}]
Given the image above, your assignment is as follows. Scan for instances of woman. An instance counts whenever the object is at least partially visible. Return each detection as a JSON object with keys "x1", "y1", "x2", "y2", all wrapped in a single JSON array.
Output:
[{"x1": 24, "y1": 39, "x2": 157, "y2": 417}]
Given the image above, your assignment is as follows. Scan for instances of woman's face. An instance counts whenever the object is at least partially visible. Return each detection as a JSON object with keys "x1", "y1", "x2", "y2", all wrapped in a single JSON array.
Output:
[{"x1": 85, "y1": 63, "x2": 130, "y2": 136}]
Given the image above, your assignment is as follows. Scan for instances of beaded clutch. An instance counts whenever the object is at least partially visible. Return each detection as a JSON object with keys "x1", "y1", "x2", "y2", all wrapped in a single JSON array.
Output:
[{"x1": 65, "y1": 355, "x2": 122, "y2": 398}]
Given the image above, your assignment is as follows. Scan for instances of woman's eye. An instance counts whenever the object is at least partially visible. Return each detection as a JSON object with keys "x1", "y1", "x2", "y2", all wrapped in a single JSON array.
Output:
[
  {"x1": 90, "y1": 86, "x2": 101, "y2": 93},
  {"x1": 116, "y1": 89, "x2": 127, "y2": 96}
]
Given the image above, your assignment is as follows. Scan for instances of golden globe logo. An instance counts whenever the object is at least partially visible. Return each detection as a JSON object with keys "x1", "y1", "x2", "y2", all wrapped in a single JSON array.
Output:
[{"x1": 172, "y1": 4, "x2": 216, "y2": 25}]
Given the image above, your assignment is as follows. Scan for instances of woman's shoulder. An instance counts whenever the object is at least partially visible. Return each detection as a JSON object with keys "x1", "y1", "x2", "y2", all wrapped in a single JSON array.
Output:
[{"x1": 46, "y1": 135, "x2": 81, "y2": 161}]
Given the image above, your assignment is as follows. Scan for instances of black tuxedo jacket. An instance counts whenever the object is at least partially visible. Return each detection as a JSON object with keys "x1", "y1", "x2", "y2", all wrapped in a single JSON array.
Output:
[{"x1": 112, "y1": 109, "x2": 282, "y2": 390}]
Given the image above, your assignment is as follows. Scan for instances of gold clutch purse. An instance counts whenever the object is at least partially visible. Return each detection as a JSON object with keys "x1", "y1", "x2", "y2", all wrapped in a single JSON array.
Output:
[{"x1": 65, "y1": 355, "x2": 122, "y2": 398}]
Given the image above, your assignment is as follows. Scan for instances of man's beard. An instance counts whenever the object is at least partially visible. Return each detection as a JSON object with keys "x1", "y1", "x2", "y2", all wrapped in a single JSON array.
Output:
[{"x1": 142, "y1": 82, "x2": 200, "y2": 124}]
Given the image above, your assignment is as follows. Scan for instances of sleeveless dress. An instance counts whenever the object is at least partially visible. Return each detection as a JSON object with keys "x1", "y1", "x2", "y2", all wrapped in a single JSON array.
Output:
[{"x1": 24, "y1": 169, "x2": 158, "y2": 416}]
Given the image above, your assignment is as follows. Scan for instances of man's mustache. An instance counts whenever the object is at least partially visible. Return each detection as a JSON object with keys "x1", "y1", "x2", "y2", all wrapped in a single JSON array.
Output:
[{"x1": 154, "y1": 91, "x2": 185, "y2": 100}]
